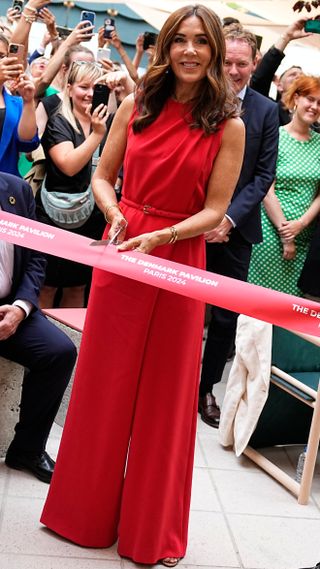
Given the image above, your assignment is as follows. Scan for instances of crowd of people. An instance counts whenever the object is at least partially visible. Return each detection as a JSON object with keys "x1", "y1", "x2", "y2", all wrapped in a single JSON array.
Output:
[{"x1": 0, "y1": 1, "x2": 319, "y2": 568}]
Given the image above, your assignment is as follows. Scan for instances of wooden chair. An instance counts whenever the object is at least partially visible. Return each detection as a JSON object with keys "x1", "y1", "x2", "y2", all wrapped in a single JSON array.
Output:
[{"x1": 243, "y1": 326, "x2": 320, "y2": 505}]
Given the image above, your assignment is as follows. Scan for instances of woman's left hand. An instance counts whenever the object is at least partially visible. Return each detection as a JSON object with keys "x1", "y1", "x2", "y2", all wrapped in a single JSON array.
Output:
[
  {"x1": 117, "y1": 230, "x2": 169, "y2": 255},
  {"x1": 282, "y1": 239, "x2": 296, "y2": 260},
  {"x1": 89, "y1": 103, "x2": 109, "y2": 135},
  {"x1": 16, "y1": 75, "x2": 36, "y2": 103}
]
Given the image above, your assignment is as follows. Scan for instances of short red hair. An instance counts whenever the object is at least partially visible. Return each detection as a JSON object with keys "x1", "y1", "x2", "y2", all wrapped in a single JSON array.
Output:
[{"x1": 283, "y1": 74, "x2": 320, "y2": 110}]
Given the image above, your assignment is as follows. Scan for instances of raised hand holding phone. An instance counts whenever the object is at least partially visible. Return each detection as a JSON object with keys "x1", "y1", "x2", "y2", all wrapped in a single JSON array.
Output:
[
  {"x1": 80, "y1": 10, "x2": 95, "y2": 40},
  {"x1": 143, "y1": 31, "x2": 158, "y2": 50},
  {"x1": 0, "y1": 55, "x2": 23, "y2": 84},
  {"x1": 8, "y1": 43, "x2": 25, "y2": 77},
  {"x1": 11, "y1": 0, "x2": 24, "y2": 15},
  {"x1": 104, "y1": 17, "x2": 115, "y2": 39}
]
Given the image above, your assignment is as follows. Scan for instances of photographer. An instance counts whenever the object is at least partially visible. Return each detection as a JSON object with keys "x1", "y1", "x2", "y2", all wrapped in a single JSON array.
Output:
[
  {"x1": 251, "y1": 17, "x2": 310, "y2": 124},
  {"x1": 35, "y1": 61, "x2": 108, "y2": 308},
  {"x1": 0, "y1": 33, "x2": 39, "y2": 176}
]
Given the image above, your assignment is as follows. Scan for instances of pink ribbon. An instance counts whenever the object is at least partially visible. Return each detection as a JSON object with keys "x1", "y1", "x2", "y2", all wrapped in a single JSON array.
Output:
[{"x1": 1, "y1": 211, "x2": 320, "y2": 337}]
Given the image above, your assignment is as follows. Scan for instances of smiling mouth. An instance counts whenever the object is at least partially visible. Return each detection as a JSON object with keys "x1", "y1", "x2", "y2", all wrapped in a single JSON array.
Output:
[{"x1": 181, "y1": 62, "x2": 199, "y2": 68}]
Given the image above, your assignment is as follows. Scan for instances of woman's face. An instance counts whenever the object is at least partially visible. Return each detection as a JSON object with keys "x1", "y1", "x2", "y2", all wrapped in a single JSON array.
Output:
[
  {"x1": 30, "y1": 57, "x2": 49, "y2": 78},
  {"x1": 169, "y1": 15, "x2": 212, "y2": 89},
  {"x1": 68, "y1": 78, "x2": 95, "y2": 114},
  {"x1": 294, "y1": 89, "x2": 320, "y2": 125}
]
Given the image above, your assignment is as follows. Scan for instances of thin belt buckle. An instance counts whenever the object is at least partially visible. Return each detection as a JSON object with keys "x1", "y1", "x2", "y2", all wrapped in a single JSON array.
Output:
[{"x1": 143, "y1": 204, "x2": 152, "y2": 215}]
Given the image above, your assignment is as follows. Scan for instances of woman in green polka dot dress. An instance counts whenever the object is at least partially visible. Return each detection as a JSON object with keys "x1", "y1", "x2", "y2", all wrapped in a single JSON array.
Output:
[{"x1": 248, "y1": 75, "x2": 320, "y2": 296}]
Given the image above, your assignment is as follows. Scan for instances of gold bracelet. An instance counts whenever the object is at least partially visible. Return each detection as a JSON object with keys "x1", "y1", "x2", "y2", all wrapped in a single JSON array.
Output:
[
  {"x1": 104, "y1": 203, "x2": 122, "y2": 223},
  {"x1": 168, "y1": 226, "x2": 178, "y2": 244},
  {"x1": 24, "y1": 4, "x2": 37, "y2": 12},
  {"x1": 22, "y1": 11, "x2": 36, "y2": 23}
]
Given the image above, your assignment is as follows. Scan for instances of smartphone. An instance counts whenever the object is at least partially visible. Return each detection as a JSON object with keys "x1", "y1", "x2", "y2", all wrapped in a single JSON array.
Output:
[
  {"x1": 12, "y1": 0, "x2": 24, "y2": 14},
  {"x1": 97, "y1": 47, "x2": 111, "y2": 62},
  {"x1": 80, "y1": 10, "x2": 95, "y2": 38},
  {"x1": 103, "y1": 17, "x2": 115, "y2": 40},
  {"x1": 143, "y1": 31, "x2": 158, "y2": 50},
  {"x1": 304, "y1": 19, "x2": 320, "y2": 33},
  {"x1": 8, "y1": 43, "x2": 24, "y2": 71},
  {"x1": 56, "y1": 25, "x2": 73, "y2": 39},
  {"x1": 91, "y1": 84, "x2": 110, "y2": 114}
]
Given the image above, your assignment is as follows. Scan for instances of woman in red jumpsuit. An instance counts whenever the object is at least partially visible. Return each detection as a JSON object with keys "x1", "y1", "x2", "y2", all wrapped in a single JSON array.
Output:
[{"x1": 41, "y1": 5, "x2": 245, "y2": 566}]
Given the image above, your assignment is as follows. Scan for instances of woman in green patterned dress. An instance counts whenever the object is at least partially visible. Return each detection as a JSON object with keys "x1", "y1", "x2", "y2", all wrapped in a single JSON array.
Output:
[{"x1": 248, "y1": 75, "x2": 320, "y2": 296}]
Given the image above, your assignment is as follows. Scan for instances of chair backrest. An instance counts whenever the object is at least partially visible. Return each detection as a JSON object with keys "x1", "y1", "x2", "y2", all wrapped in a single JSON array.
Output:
[
  {"x1": 272, "y1": 326, "x2": 320, "y2": 373},
  {"x1": 250, "y1": 326, "x2": 320, "y2": 448}
]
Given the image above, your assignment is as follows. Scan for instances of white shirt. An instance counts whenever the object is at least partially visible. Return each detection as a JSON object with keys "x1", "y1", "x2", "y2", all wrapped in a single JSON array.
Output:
[
  {"x1": 0, "y1": 206, "x2": 32, "y2": 317},
  {"x1": 0, "y1": 228, "x2": 14, "y2": 299},
  {"x1": 237, "y1": 85, "x2": 247, "y2": 106}
]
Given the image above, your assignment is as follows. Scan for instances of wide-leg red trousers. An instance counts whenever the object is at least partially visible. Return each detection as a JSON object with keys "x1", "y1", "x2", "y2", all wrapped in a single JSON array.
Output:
[{"x1": 41, "y1": 250, "x2": 204, "y2": 563}]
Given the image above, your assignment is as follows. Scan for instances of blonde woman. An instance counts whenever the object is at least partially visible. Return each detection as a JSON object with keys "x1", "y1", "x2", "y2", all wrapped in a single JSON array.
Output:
[{"x1": 36, "y1": 61, "x2": 109, "y2": 308}]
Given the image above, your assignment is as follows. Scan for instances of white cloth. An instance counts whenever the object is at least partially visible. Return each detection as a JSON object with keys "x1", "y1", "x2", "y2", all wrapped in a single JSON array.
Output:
[{"x1": 219, "y1": 315, "x2": 273, "y2": 456}]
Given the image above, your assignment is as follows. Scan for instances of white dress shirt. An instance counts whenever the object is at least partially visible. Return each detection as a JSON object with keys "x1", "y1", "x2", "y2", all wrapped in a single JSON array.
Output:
[{"x1": 0, "y1": 206, "x2": 32, "y2": 317}]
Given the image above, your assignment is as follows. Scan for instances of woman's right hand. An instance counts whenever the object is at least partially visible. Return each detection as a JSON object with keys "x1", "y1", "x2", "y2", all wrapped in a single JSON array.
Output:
[
  {"x1": 282, "y1": 239, "x2": 296, "y2": 260},
  {"x1": 0, "y1": 56, "x2": 23, "y2": 84},
  {"x1": 66, "y1": 21, "x2": 94, "y2": 46},
  {"x1": 6, "y1": 7, "x2": 21, "y2": 23},
  {"x1": 108, "y1": 212, "x2": 128, "y2": 244},
  {"x1": 90, "y1": 103, "x2": 109, "y2": 136}
]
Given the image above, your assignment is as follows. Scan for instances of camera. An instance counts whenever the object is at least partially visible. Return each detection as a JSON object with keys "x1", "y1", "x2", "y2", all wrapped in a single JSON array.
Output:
[
  {"x1": 104, "y1": 18, "x2": 115, "y2": 40},
  {"x1": 304, "y1": 19, "x2": 320, "y2": 34},
  {"x1": 143, "y1": 32, "x2": 158, "y2": 51}
]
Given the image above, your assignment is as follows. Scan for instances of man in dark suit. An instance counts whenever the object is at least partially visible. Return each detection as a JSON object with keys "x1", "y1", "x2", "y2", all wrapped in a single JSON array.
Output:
[
  {"x1": 0, "y1": 172, "x2": 77, "y2": 482},
  {"x1": 198, "y1": 26, "x2": 279, "y2": 427}
]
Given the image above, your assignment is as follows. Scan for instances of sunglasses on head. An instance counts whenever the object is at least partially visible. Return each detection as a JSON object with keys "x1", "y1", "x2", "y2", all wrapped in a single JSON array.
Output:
[{"x1": 71, "y1": 60, "x2": 102, "y2": 70}]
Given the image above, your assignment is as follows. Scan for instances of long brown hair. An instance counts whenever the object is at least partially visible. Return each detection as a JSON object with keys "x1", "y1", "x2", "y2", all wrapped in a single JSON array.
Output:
[{"x1": 133, "y1": 4, "x2": 238, "y2": 134}]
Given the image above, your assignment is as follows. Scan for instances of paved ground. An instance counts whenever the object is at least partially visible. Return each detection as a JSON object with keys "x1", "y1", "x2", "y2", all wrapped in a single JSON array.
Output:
[{"x1": 0, "y1": 363, "x2": 319, "y2": 569}]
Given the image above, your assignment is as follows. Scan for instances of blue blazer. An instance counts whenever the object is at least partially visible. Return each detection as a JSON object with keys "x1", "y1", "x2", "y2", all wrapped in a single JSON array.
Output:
[
  {"x1": 0, "y1": 172, "x2": 46, "y2": 308},
  {"x1": 0, "y1": 88, "x2": 39, "y2": 177},
  {"x1": 226, "y1": 87, "x2": 279, "y2": 244}
]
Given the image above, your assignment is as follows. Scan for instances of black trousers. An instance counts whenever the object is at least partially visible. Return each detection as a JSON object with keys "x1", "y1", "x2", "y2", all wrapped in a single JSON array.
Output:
[
  {"x1": 0, "y1": 310, "x2": 77, "y2": 453},
  {"x1": 200, "y1": 230, "x2": 252, "y2": 397}
]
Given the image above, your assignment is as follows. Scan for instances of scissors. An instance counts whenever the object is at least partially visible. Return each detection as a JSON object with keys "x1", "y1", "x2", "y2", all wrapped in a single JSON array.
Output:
[{"x1": 90, "y1": 220, "x2": 128, "y2": 247}]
